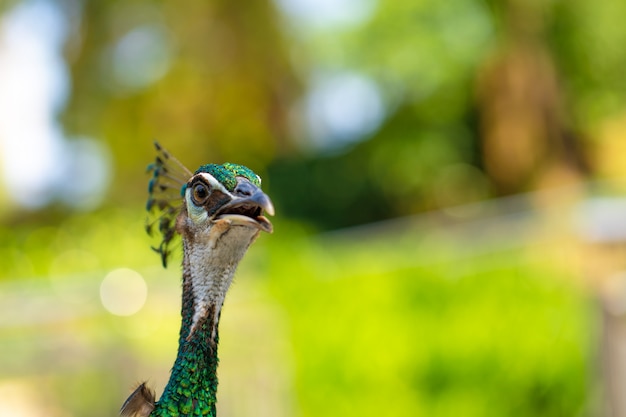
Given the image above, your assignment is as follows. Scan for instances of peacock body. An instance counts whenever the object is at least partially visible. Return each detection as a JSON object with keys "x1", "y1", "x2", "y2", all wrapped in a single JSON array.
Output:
[{"x1": 121, "y1": 143, "x2": 274, "y2": 417}]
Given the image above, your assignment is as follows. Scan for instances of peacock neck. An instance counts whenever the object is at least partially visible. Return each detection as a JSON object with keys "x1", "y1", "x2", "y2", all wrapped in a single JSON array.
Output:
[
  {"x1": 151, "y1": 236, "x2": 243, "y2": 417},
  {"x1": 151, "y1": 300, "x2": 220, "y2": 417}
]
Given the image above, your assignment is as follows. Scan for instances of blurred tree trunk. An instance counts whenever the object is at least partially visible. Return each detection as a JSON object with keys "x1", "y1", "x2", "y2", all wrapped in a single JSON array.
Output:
[{"x1": 477, "y1": 0, "x2": 588, "y2": 195}]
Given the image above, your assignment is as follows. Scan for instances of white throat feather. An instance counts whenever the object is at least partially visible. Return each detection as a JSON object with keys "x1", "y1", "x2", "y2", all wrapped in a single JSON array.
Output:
[{"x1": 181, "y1": 216, "x2": 260, "y2": 341}]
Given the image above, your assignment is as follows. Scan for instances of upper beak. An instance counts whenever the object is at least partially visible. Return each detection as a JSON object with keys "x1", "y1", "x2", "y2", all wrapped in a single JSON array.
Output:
[
  {"x1": 214, "y1": 184, "x2": 275, "y2": 233},
  {"x1": 245, "y1": 189, "x2": 275, "y2": 216}
]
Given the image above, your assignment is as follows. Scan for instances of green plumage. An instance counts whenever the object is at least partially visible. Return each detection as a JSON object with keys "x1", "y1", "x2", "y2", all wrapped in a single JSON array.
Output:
[
  {"x1": 152, "y1": 321, "x2": 219, "y2": 416},
  {"x1": 195, "y1": 163, "x2": 261, "y2": 191},
  {"x1": 150, "y1": 266, "x2": 219, "y2": 417}
]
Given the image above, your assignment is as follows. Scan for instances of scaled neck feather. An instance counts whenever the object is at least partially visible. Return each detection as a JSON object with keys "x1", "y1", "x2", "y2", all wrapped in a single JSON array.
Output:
[{"x1": 150, "y1": 215, "x2": 260, "y2": 416}]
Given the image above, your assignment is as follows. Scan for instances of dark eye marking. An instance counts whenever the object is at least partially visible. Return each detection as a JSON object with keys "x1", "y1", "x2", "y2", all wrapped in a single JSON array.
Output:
[{"x1": 191, "y1": 182, "x2": 210, "y2": 205}]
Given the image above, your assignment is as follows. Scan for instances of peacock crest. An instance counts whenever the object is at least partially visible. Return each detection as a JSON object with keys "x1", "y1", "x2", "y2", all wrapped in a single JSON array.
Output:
[{"x1": 145, "y1": 142, "x2": 191, "y2": 267}]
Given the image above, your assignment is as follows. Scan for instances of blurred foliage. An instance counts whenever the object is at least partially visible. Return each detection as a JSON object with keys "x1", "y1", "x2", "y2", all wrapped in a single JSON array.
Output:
[
  {"x1": 265, "y1": 225, "x2": 591, "y2": 417},
  {"x1": 249, "y1": 0, "x2": 495, "y2": 228},
  {"x1": 296, "y1": 0, "x2": 494, "y2": 101},
  {"x1": 0, "y1": 208, "x2": 592, "y2": 417},
  {"x1": 0, "y1": 1, "x2": 19, "y2": 13},
  {"x1": 268, "y1": 0, "x2": 626, "y2": 227},
  {"x1": 268, "y1": 105, "x2": 485, "y2": 229},
  {"x1": 0, "y1": 0, "x2": 622, "y2": 228},
  {"x1": 548, "y1": 0, "x2": 626, "y2": 126}
]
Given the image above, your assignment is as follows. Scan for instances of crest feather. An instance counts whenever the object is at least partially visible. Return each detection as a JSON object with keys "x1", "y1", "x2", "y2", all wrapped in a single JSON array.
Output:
[
  {"x1": 145, "y1": 141, "x2": 190, "y2": 267},
  {"x1": 145, "y1": 142, "x2": 264, "y2": 267}
]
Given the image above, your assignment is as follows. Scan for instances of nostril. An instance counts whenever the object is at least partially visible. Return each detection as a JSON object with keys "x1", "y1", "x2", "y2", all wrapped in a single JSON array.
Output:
[{"x1": 234, "y1": 181, "x2": 254, "y2": 197}]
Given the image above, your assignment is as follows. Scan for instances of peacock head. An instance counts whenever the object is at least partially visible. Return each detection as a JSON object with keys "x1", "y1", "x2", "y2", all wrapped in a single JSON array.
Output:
[
  {"x1": 146, "y1": 143, "x2": 274, "y2": 267},
  {"x1": 181, "y1": 163, "x2": 274, "y2": 234}
]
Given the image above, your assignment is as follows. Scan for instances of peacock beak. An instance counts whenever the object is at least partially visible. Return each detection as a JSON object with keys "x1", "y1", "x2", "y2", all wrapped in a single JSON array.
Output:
[
  {"x1": 213, "y1": 184, "x2": 274, "y2": 233},
  {"x1": 245, "y1": 189, "x2": 275, "y2": 216}
]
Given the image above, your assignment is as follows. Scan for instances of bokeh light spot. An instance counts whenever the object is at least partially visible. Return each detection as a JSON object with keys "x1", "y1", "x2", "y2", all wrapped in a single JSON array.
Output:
[
  {"x1": 100, "y1": 268, "x2": 148, "y2": 316},
  {"x1": 110, "y1": 23, "x2": 173, "y2": 91},
  {"x1": 306, "y1": 71, "x2": 385, "y2": 150},
  {"x1": 275, "y1": 0, "x2": 377, "y2": 30}
]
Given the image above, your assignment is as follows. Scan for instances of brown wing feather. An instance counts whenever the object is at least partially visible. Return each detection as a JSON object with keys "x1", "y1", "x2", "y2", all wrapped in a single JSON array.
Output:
[{"x1": 120, "y1": 382, "x2": 156, "y2": 417}]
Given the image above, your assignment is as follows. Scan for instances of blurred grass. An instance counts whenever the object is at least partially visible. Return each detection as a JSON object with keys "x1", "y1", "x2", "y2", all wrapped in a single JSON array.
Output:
[
  {"x1": 260, "y1": 217, "x2": 592, "y2": 417},
  {"x1": 0, "y1": 204, "x2": 593, "y2": 417}
]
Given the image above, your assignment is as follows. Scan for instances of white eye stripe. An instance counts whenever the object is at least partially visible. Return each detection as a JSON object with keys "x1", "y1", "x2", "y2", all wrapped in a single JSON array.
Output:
[{"x1": 195, "y1": 173, "x2": 233, "y2": 197}]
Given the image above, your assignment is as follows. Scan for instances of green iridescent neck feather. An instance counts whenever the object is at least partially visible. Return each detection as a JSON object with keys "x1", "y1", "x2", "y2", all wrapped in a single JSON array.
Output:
[{"x1": 151, "y1": 290, "x2": 220, "y2": 417}]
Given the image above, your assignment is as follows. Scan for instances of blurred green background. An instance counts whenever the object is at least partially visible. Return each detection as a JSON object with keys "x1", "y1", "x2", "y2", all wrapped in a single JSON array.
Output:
[{"x1": 1, "y1": 0, "x2": 626, "y2": 416}]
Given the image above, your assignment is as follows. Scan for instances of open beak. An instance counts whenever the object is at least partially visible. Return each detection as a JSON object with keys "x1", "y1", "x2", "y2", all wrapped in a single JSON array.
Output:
[{"x1": 214, "y1": 187, "x2": 274, "y2": 233}]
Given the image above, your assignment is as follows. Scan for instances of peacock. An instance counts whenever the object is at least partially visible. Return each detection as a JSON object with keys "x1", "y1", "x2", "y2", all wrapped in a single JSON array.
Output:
[{"x1": 120, "y1": 142, "x2": 274, "y2": 417}]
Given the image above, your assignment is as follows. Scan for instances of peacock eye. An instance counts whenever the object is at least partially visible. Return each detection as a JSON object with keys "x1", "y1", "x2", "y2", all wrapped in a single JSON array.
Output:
[{"x1": 191, "y1": 183, "x2": 210, "y2": 205}]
